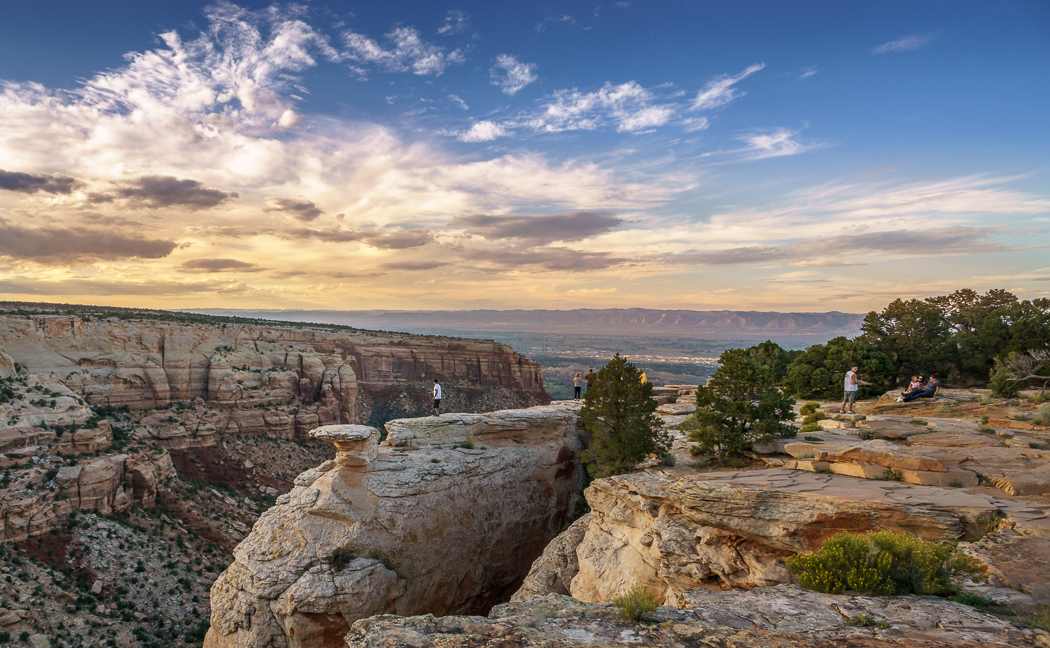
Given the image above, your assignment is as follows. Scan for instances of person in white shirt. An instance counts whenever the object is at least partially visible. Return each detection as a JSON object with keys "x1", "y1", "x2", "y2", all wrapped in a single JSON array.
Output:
[
  {"x1": 432, "y1": 379, "x2": 442, "y2": 415},
  {"x1": 840, "y1": 365, "x2": 859, "y2": 414}
]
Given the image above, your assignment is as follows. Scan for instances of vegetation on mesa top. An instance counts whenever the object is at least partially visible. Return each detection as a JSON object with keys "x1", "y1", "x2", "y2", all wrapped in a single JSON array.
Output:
[
  {"x1": 730, "y1": 289, "x2": 1050, "y2": 399},
  {"x1": 0, "y1": 301, "x2": 515, "y2": 344}
]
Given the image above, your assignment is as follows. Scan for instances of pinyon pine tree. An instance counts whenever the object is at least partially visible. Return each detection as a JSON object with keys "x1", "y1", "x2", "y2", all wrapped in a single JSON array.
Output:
[
  {"x1": 682, "y1": 348, "x2": 796, "y2": 464},
  {"x1": 580, "y1": 354, "x2": 671, "y2": 478}
]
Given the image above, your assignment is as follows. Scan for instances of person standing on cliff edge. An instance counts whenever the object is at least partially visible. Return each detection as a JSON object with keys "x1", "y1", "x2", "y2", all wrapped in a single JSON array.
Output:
[
  {"x1": 584, "y1": 369, "x2": 597, "y2": 393},
  {"x1": 432, "y1": 379, "x2": 442, "y2": 415},
  {"x1": 573, "y1": 372, "x2": 583, "y2": 400}
]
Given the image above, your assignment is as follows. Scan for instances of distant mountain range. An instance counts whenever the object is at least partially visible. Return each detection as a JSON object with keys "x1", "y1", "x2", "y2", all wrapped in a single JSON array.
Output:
[{"x1": 187, "y1": 308, "x2": 865, "y2": 341}]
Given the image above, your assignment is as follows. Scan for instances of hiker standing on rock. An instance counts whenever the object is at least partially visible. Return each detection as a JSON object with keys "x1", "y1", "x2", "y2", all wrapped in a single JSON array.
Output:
[
  {"x1": 433, "y1": 379, "x2": 442, "y2": 415},
  {"x1": 841, "y1": 365, "x2": 859, "y2": 414},
  {"x1": 573, "y1": 372, "x2": 582, "y2": 400},
  {"x1": 584, "y1": 369, "x2": 597, "y2": 393}
]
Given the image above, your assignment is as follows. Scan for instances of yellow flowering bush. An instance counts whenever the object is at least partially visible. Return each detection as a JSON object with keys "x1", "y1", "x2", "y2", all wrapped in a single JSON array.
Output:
[{"x1": 786, "y1": 530, "x2": 983, "y2": 596}]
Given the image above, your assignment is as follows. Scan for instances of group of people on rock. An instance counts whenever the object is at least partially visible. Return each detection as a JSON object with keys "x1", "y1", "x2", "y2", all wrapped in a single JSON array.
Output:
[
  {"x1": 572, "y1": 369, "x2": 598, "y2": 399},
  {"x1": 841, "y1": 366, "x2": 943, "y2": 412},
  {"x1": 896, "y1": 373, "x2": 942, "y2": 403}
]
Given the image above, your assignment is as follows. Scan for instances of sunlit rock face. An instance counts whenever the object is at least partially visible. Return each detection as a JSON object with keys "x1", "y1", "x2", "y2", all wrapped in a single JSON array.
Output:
[
  {"x1": 0, "y1": 312, "x2": 549, "y2": 447},
  {"x1": 204, "y1": 403, "x2": 585, "y2": 648}
]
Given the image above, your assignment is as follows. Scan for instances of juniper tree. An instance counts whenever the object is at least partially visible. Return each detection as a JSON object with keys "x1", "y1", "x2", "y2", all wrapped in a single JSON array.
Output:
[
  {"x1": 580, "y1": 354, "x2": 670, "y2": 478},
  {"x1": 682, "y1": 348, "x2": 796, "y2": 464}
]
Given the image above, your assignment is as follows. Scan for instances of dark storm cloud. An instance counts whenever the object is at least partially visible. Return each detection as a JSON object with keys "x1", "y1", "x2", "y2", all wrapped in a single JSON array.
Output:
[
  {"x1": 178, "y1": 258, "x2": 264, "y2": 273},
  {"x1": 0, "y1": 169, "x2": 78, "y2": 194},
  {"x1": 671, "y1": 226, "x2": 1016, "y2": 266},
  {"x1": 0, "y1": 223, "x2": 177, "y2": 263},
  {"x1": 265, "y1": 197, "x2": 324, "y2": 221},
  {"x1": 116, "y1": 176, "x2": 237, "y2": 209},
  {"x1": 450, "y1": 210, "x2": 623, "y2": 244}
]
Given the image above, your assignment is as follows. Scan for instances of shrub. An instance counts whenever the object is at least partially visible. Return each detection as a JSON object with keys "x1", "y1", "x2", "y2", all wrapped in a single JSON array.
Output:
[
  {"x1": 327, "y1": 545, "x2": 356, "y2": 571},
  {"x1": 844, "y1": 614, "x2": 890, "y2": 629},
  {"x1": 880, "y1": 468, "x2": 904, "y2": 482},
  {"x1": 783, "y1": 337, "x2": 893, "y2": 400},
  {"x1": 1039, "y1": 404, "x2": 1050, "y2": 422},
  {"x1": 613, "y1": 585, "x2": 658, "y2": 622},
  {"x1": 803, "y1": 436, "x2": 823, "y2": 442},
  {"x1": 727, "y1": 456, "x2": 747, "y2": 468},
  {"x1": 681, "y1": 348, "x2": 796, "y2": 464},
  {"x1": 658, "y1": 452, "x2": 676, "y2": 467},
  {"x1": 976, "y1": 426, "x2": 996, "y2": 434},
  {"x1": 909, "y1": 419, "x2": 928, "y2": 426},
  {"x1": 799, "y1": 401, "x2": 821, "y2": 416},
  {"x1": 802, "y1": 412, "x2": 827, "y2": 424},
  {"x1": 786, "y1": 530, "x2": 982, "y2": 596},
  {"x1": 800, "y1": 423, "x2": 821, "y2": 433},
  {"x1": 949, "y1": 591, "x2": 997, "y2": 609},
  {"x1": 936, "y1": 403, "x2": 953, "y2": 413},
  {"x1": 580, "y1": 354, "x2": 671, "y2": 478}
]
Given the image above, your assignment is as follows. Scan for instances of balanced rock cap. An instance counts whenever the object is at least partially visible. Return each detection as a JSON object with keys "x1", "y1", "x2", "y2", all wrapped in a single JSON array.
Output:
[{"x1": 310, "y1": 424, "x2": 379, "y2": 443}]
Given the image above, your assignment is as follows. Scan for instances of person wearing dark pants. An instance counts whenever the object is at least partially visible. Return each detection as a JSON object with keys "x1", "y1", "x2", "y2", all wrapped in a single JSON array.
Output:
[
  {"x1": 902, "y1": 374, "x2": 941, "y2": 402},
  {"x1": 573, "y1": 372, "x2": 582, "y2": 400},
  {"x1": 432, "y1": 379, "x2": 442, "y2": 414}
]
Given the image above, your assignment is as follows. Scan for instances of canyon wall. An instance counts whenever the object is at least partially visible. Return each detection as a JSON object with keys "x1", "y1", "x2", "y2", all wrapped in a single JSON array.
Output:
[
  {"x1": 204, "y1": 403, "x2": 585, "y2": 648},
  {"x1": 0, "y1": 311, "x2": 548, "y2": 448}
]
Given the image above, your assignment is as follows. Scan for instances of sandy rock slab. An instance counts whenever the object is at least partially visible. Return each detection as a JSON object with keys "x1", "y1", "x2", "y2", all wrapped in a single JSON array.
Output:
[
  {"x1": 684, "y1": 584, "x2": 1047, "y2": 647},
  {"x1": 347, "y1": 592, "x2": 1047, "y2": 648}
]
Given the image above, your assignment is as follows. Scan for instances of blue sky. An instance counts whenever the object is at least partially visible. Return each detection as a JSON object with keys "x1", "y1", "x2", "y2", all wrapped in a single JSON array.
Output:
[{"x1": 0, "y1": 1, "x2": 1047, "y2": 310}]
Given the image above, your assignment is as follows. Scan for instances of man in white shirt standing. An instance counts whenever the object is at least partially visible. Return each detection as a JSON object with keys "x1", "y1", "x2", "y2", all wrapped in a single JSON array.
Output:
[
  {"x1": 432, "y1": 379, "x2": 442, "y2": 415},
  {"x1": 841, "y1": 365, "x2": 859, "y2": 414}
]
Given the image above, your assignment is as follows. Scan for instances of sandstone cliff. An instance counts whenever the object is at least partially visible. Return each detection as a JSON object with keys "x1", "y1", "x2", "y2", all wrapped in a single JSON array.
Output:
[
  {"x1": 0, "y1": 307, "x2": 548, "y2": 449},
  {"x1": 204, "y1": 403, "x2": 585, "y2": 648}
]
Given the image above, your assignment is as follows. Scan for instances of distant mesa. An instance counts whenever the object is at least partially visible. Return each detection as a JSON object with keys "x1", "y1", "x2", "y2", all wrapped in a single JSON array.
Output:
[{"x1": 188, "y1": 308, "x2": 865, "y2": 341}]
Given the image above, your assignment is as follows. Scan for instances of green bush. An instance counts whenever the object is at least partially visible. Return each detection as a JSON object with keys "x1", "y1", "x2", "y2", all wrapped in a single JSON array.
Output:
[
  {"x1": 659, "y1": 452, "x2": 676, "y2": 466},
  {"x1": 800, "y1": 423, "x2": 821, "y2": 433},
  {"x1": 880, "y1": 468, "x2": 904, "y2": 482},
  {"x1": 1039, "y1": 404, "x2": 1050, "y2": 423},
  {"x1": 580, "y1": 354, "x2": 671, "y2": 478},
  {"x1": 681, "y1": 348, "x2": 796, "y2": 464},
  {"x1": 783, "y1": 337, "x2": 893, "y2": 400},
  {"x1": 786, "y1": 530, "x2": 982, "y2": 596},
  {"x1": 843, "y1": 614, "x2": 890, "y2": 629},
  {"x1": 799, "y1": 401, "x2": 821, "y2": 416},
  {"x1": 328, "y1": 545, "x2": 356, "y2": 571},
  {"x1": 613, "y1": 585, "x2": 659, "y2": 622}
]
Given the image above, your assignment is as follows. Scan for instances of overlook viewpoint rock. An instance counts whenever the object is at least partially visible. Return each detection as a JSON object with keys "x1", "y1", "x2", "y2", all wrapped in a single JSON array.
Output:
[{"x1": 204, "y1": 403, "x2": 585, "y2": 648}]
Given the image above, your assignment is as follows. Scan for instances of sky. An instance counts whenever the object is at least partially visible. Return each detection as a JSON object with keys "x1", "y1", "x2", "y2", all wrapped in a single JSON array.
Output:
[{"x1": 0, "y1": 0, "x2": 1048, "y2": 312}]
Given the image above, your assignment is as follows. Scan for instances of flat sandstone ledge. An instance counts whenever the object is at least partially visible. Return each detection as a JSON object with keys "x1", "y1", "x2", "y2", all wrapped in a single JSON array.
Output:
[{"x1": 346, "y1": 589, "x2": 1048, "y2": 647}]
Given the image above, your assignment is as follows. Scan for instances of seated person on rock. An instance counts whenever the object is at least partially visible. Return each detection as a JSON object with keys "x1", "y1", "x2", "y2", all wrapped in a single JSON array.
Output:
[
  {"x1": 900, "y1": 373, "x2": 941, "y2": 402},
  {"x1": 904, "y1": 375, "x2": 924, "y2": 395}
]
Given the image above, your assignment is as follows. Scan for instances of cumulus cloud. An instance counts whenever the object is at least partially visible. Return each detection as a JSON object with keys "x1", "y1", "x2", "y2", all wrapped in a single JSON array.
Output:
[
  {"x1": 458, "y1": 121, "x2": 507, "y2": 142},
  {"x1": 265, "y1": 196, "x2": 323, "y2": 221},
  {"x1": 343, "y1": 27, "x2": 465, "y2": 76},
  {"x1": 0, "y1": 223, "x2": 177, "y2": 263},
  {"x1": 0, "y1": 169, "x2": 78, "y2": 194},
  {"x1": 873, "y1": 33, "x2": 940, "y2": 54},
  {"x1": 116, "y1": 176, "x2": 237, "y2": 209},
  {"x1": 179, "y1": 258, "x2": 263, "y2": 273},
  {"x1": 692, "y1": 63, "x2": 765, "y2": 111},
  {"x1": 490, "y1": 55, "x2": 538, "y2": 96},
  {"x1": 450, "y1": 210, "x2": 623, "y2": 244}
]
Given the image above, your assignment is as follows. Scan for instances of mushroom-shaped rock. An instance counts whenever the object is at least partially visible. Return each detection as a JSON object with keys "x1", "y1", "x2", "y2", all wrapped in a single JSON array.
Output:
[{"x1": 310, "y1": 424, "x2": 380, "y2": 468}]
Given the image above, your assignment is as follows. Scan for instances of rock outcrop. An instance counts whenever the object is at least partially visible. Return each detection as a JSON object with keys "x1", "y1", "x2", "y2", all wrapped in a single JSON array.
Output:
[
  {"x1": 347, "y1": 590, "x2": 1047, "y2": 647},
  {"x1": 0, "y1": 449, "x2": 173, "y2": 541},
  {"x1": 0, "y1": 310, "x2": 548, "y2": 449},
  {"x1": 204, "y1": 403, "x2": 585, "y2": 648},
  {"x1": 508, "y1": 468, "x2": 1050, "y2": 607}
]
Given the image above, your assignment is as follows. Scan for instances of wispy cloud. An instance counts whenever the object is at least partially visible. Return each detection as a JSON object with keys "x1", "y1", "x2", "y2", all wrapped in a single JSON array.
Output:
[
  {"x1": 179, "y1": 258, "x2": 263, "y2": 273},
  {"x1": 872, "y1": 33, "x2": 940, "y2": 54},
  {"x1": 343, "y1": 27, "x2": 465, "y2": 76},
  {"x1": 692, "y1": 63, "x2": 765, "y2": 111},
  {"x1": 448, "y1": 94, "x2": 469, "y2": 110},
  {"x1": 526, "y1": 81, "x2": 675, "y2": 133},
  {"x1": 437, "y1": 10, "x2": 469, "y2": 36},
  {"x1": 490, "y1": 55, "x2": 538, "y2": 96},
  {"x1": 450, "y1": 210, "x2": 623, "y2": 244},
  {"x1": 736, "y1": 128, "x2": 819, "y2": 160},
  {"x1": 797, "y1": 66, "x2": 819, "y2": 80},
  {"x1": 265, "y1": 197, "x2": 323, "y2": 221}
]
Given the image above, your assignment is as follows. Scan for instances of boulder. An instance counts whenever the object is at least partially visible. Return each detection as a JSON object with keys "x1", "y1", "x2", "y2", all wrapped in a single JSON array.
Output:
[
  {"x1": 565, "y1": 469, "x2": 1020, "y2": 606},
  {"x1": 205, "y1": 404, "x2": 585, "y2": 648}
]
